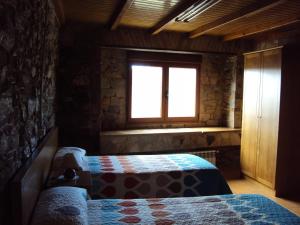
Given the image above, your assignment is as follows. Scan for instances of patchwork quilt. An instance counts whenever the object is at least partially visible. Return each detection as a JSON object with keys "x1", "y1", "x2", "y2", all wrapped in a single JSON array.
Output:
[
  {"x1": 87, "y1": 194, "x2": 300, "y2": 225},
  {"x1": 87, "y1": 154, "x2": 231, "y2": 199}
]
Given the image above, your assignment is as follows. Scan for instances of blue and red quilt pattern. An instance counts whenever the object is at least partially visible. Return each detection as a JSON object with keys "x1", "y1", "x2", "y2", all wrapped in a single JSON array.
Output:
[
  {"x1": 87, "y1": 194, "x2": 300, "y2": 225},
  {"x1": 87, "y1": 154, "x2": 231, "y2": 199}
]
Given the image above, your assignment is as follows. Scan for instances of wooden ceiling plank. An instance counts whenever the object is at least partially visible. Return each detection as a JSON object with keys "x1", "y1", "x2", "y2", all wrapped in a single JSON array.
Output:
[
  {"x1": 151, "y1": 0, "x2": 200, "y2": 35},
  {"x1": 110, "y1": 0, "x2": 134, "y2": 30},
  {"x1": 224, "y1": 18, "x2": 300, "y2": 41},
  {"x1": 52, "y1": 0, "x2": 65, "y2": 25},
  {"x1": 189, "y1": 0, "x2": 287, "y2": 38}
]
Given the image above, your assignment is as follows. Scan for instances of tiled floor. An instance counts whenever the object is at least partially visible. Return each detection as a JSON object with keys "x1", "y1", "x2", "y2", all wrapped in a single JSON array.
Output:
[{"x1": 227, "y1": 177, "x2": 300, "y2": 216}]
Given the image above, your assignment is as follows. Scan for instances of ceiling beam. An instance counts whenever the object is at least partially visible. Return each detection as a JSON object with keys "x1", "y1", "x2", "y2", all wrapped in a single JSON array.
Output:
[
  {"x1": 224, "y1": 18, "x2": 300, "y2": 41},
  {"x1": 151, "y1": 0, "x2": 200, "y2": 35},
  {"x1": 110, "y1": 0, "x2": 134, "y2": 30},
  {"x1": 52, "y1": 0, "x2": 65, "y2": 25},
  {"x1": 189, "y1": 0, "x2": 287, "y2": 38}
]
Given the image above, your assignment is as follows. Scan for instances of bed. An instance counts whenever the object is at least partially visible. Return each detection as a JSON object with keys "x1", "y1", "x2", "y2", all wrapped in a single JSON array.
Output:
[
  {"x1": 30, "y1": 186, "x2": 300, "y2": 225},
  {"x1": 86, "y1": 154, "x2": 232, "y2": 198},
  {"x1": 9, "y1": 128, "x2": 300, "y2": 225},
  {"x1": 27, "y1": 129, "x2": 231, "y2": 200}
]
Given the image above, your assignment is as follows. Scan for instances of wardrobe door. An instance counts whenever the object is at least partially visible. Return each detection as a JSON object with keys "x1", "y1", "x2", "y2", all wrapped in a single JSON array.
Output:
[
  {"x1": 241, "y1": 53, "x2": 261, "y2": 178},
  {"x1": 256, "y1": 49, "x2": 281, "y2": 188}
]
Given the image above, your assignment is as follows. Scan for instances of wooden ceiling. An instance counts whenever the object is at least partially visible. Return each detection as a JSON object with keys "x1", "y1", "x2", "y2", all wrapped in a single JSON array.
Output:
[{"x1": 55, "y1": 0, "x2": 300, "y2": 40}]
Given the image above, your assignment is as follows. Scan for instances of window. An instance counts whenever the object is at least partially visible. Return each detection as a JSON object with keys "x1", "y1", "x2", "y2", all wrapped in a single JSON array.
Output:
[{"x1": 128, "y1": 57, "x2": 200, "y2": 124}]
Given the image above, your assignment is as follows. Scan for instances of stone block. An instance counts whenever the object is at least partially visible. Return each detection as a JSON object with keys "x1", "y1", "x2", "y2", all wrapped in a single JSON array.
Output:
[
  {"x1": 111, "y1": 78, "x2": 126, "y2": 89},
  {"x1": 200, "y1": 113, "x2": 210, "y2": 121},
  {"x1": 102, "y1": 88, "x2": 116, "y2": 97},
  {"x1": 107, "y1": 105, "x2": 120, "y2": 114},
  {"x1": 101, "y1": 78, "x2": 110, "y2": 89}
]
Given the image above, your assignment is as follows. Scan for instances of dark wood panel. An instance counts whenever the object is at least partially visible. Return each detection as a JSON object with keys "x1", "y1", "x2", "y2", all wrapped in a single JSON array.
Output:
[
  {"x1": 276, "y1": 45, "x2": 300, "y2": 200},
  {"x1": 96, "y1": 27, "x2": 252, "y2": 54},
  {"x1": 61, "y1": 0, "x2": 119, "y2": 23}
]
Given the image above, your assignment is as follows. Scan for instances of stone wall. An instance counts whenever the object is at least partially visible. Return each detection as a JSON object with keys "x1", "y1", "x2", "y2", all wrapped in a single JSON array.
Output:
[
  {"x1": 234, "y1": 56, "x2": 244, "y2": 128},
  {"x1": 0, "y1": 0, "x2": 59, "y2": 223},
  {"x1": 199, "y1": 55, "x2": 228, "y2": 127},
  {"x1": 222, "y1": 55, "x2": 244, "y2": 128},
  {"x1": 100, "y1": 49, "x2": 242, "y2": 130},
  {"x1": 101, "y1": 49, "x2": 127, "y2": 130}
]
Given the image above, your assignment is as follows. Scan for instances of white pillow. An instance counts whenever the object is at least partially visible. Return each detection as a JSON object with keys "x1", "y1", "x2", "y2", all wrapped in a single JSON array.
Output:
[
  {"x1": 56, "y1": 147, "x2": 86, "y2": 157},
  {"x1": 53, "y1": 147, "x2": 88, "y2": 171},
  {"x1": 31, "y1": 187, "x2": 88, "y2": 225}
]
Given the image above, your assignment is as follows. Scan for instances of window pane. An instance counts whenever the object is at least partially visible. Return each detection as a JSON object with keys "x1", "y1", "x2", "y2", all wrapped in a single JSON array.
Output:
[
  {"x1": 168, "y1": 67, "x2": 197, "y2": 117},
  {"x1": 131, "y1": 65, "x2": 162, "y2": 118}
]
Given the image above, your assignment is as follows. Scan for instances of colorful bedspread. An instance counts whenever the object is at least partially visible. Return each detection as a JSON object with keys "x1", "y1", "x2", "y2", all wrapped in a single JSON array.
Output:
[
  {"x1": 87, "y1": 194, "x2": 300, "y2": 225},
  {"x1": 87, "y1": 154, "x2": 231, "y2": 199}
]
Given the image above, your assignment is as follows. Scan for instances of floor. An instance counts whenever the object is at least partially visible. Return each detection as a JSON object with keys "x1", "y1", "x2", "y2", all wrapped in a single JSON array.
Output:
[{"x1": 227, "y1": 177, "x2": 300, "y2": 216}]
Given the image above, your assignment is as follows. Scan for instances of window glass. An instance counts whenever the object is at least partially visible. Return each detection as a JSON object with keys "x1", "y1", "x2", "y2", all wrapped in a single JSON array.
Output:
[
  {"x1": 168, "y1": 67, "x2": 197, "y2": 117},
  {"x1": 131, "y1": 65, "x2": 163, "y2": 118}
]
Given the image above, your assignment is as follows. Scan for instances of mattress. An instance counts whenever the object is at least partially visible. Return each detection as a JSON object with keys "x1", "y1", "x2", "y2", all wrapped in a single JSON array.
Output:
[
  {"x1": 87, "y1": 194, "x2": 300, "y2": 225},
  {"x1": 86, "y1": 154, "x2": 231, "y2": 199}
]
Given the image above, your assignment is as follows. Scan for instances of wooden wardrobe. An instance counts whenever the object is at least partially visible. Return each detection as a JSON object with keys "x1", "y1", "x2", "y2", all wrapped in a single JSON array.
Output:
[{"x1": 241, "y1": 46, "x2": 300, "y2": 200}]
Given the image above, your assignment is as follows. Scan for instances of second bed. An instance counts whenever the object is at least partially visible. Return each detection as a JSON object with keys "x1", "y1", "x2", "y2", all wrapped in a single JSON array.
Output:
[{"x1": 85, "y1": 153, "x2": 232, "y2": 199}]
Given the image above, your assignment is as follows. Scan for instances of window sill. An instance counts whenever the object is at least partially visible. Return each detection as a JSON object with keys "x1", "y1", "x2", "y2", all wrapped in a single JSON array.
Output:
[{"x1": 101, "y1": 127, "x2": 240, "y2": 136}]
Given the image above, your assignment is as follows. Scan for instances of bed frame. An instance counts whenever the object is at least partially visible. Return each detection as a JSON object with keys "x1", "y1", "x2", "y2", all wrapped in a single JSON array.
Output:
[{"x1": 9, "y1": 128, "x2": 58, "y2": 225}]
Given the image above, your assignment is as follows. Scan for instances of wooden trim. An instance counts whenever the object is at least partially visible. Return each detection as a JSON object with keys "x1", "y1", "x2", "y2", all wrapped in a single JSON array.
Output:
[
  {"x1": 243, "y1": 46, "x2": 283, "y2": 55},
  {"x1": 224, "y1": 18, "x2": 300, "y2": 41},
  {"x1": 256, "y1": 177, "x2": 275, "y2": 189},
  {"x1": 126, "y1": 62, "x2": 132, "y2": 123},
  {"x1": 9, "y1": 127, "x2": 58, "y2": 225},
  {"x1": 51, "y1": 0, "x2": 65, "y2": 25},
  {"x1": 128, "y1": 51, "x2": 202, "y2": 64},
  {"x1": 100, "y1": 46, "x2": 237, "y2": 56},
  {"x1": 110, "y1": 0, "x2": 134, "y2": 30},
  {"x1": 162, "y1": 66, "x2": 168, "y2": 121},
  {"x1": 151, "y1": 0, "x2": 200, "y2": 35},
  {"x1": 189, "y1": 0, "x2": 287, "y2": 38}
]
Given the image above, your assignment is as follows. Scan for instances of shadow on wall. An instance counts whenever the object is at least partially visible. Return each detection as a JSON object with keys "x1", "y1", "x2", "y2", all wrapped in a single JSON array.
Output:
[{"x1": 57, "y1": 28, "x2": 101, "y2": 153}]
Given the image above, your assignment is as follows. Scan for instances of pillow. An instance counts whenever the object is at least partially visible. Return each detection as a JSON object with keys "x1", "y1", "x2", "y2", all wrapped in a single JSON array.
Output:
[
  {"x1": 31, "y1": 187, "x2": 88, "y2": 225},
  {"x1": 56, "y1": 147, "x2": 86, "y2": 157},
  {"x1": 53, "y1": 147, "x2": 88, "y2": 171}
]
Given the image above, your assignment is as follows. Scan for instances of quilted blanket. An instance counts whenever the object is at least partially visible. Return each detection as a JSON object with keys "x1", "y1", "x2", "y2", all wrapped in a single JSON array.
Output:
[
  {"x1": 87, "y1": 194, "x2": 300, "y2": 225},
  {"x1": 86, "y1": 154, "x2": 231, "y2": 199}
]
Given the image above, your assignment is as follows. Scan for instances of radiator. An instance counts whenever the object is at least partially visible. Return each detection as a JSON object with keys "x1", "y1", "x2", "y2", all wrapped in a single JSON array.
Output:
[{"x1": 189, "y1": 150, "x2": 218, "y2": 165}]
